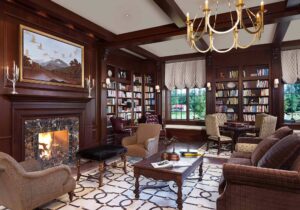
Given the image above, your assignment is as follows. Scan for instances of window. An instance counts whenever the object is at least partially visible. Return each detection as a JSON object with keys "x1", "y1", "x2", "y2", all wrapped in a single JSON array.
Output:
[
  {"x1": 170, "y1": 88, "x2": 206, "y2": 120},
  {"x1": 284, "y1": 83, "x2": 300, "y2": 123}
]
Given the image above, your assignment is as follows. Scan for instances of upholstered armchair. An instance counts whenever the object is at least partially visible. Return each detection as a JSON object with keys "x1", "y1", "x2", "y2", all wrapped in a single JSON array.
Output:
[
  {"x1": 205, "y1": 114, "x2": 233, "y2": 154},
  {"x1": 0, "y1": 152, "x2": 76, "y2": 210},
  {"x1": 212, "y1": 113, "x2": 227, "y2": 126},
  {"x1": 122, "y1": 123, "x2": 161, "y2": 158}
]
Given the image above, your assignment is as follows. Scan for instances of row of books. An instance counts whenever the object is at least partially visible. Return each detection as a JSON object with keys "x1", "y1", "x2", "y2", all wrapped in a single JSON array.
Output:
[
  {"x1": 107, "y1": 90, "x2": 116, "y2": 97},
  {"x1": 243, "y1": 68, "x2": 269, "y2": 77},
  {"x1": 133, "y1": 86, "x2": 142, "y2": 92},
  {"x1": 118, "y1": 91, "x2": 132, "y2": 98},
  {"x1": 243, "y1": 105, "x2": 269, "y2": 113},
  {"x1": 243, "y1": 114, "x2": 256, "y2": 122},
  {"x1": 133, "y1": 75, "x2": 142, "y2": 84},
  {"x1": 118, "y1": 83, "x2": 131, "y2": 91},
  {"x1": 216, "y1": 83, "x2": 237, "y2": 90},
  {"x1": 216, "y1": 90, "x2": 239, "y2": 97},
  {"x1": 226, "y1": 113, "x2": 238, "y2": 121},
  {"x1": 145, "y1": 93, "x2": 155, "y2": 99},
  {"x1": 229, "y1": 70, "x2": 239, "y2": 79},
  {"x1": 243, "y1": 89, "x2": 269, "y2": 96},
  {"x1": 107, "y1": 98, "x2": 115, "y2": 105},
  {"x1": 134, "y1": 92, "x2": 142, "y2": 99},
  {"x1": 243, "y1": 80, "x2": 269, "y2": 89},
  {"x1": 243, "y1": 97, "x2": 269, "y2": 105},
  {"x1": 145, "y1": 99, "x2": 155, "y2": 105},
  {"x1": 107, "y1": 81, "x2": 116, "y2": 89},
  {"x1": 216, "y1": 98, "x2": 238, "y2": 105},
  {"x1": 118, "y1": 112, "x2": 132, "y2": 120},
  {"x1": 133, "y1": 99, "x2": 140, "y2": 106},
  {"x1": 215, "y1": 106, "x2": 236, "y2": 113},
  {"x1": 106, "y1": 106, "x2": 115, "y2": 114},
  {"x1": 144, "y1": 86, "x2": 154, "y2": 92},
  {"x1": 118, "y1": 99, "x2": 131, "y2": 106},
  {"x1": 134, "y1": 112, "x2": 142, "y2": 119},
  {"x1": 117, "y1": 106, "x2": 131, "y2": 112},
  {"x1": 134, "y1": 106, "x2": 142, "y2": 112}
]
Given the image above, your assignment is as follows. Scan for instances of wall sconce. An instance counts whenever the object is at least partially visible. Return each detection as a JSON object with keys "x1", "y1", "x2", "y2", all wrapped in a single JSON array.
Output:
[
  {"x1": 102, "y1": 78, "x2": 111, "y2": 88},
  {"x1": 206, "y1": 82, "x2": 212, "y2": 91},
  {"x1": 155, "y1": 85, "x2": 160, "y2": 93},
  {"x1": 274, "y1": 78, "x2": 279, "y2": 88}
]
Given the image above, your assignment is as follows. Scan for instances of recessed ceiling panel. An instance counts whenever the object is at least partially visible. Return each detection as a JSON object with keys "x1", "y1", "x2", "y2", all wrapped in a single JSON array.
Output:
[
  {"x1": 202, "y1": 23, "x2": 276, "y2": 50},
  {"x1": 52, "y1": 0, "x2": 173, "y2": 35},
  {"x1": 283, "y1": 19, "x2": 300, "y2": 42},
  {"x1": 175, "y1": 0, "x2": 284, "y2": 19},
  {"x1": 139, "y1": 38, "x2": 198, "y2": 57}
]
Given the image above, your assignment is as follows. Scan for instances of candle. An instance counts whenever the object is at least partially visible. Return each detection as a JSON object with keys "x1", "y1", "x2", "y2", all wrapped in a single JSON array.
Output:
[
  {"x1": 204, "y1": 0, "x2": 209, "y2": 10},
  {"x1": 237, "y1": 0, "x2": 244, "y2": 5},
  {"x1": 186, "y1": 12, "x2": 190, "y2": 22},
  {"x1": 260, "y1": 0, "x2": 264, "y2": 12},
  {"x1": 92, "y1": 79, "x2": 95, "y2": 87},
  {"x1": 6, "y1": 66, "x2": 9, "y2": 78}
]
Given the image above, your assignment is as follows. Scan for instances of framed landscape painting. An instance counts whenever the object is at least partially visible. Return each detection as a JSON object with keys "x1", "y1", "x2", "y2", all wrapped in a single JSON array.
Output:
[{"x1": 20, "y1": 25, "x2": 84, "y2": 88}]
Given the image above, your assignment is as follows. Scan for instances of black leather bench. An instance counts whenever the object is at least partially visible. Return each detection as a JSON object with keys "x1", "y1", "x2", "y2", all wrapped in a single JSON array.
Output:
[{"x1": 76, "y1": 145, "x2": 127, "y2": 187}]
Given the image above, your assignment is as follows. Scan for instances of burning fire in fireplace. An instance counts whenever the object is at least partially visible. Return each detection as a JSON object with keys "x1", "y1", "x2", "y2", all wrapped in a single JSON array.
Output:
[{"x1": 38, "y1": 130, "x2": 69, "y2": 160}]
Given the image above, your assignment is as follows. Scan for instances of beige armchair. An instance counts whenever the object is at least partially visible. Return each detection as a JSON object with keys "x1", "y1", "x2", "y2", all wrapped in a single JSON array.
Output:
[
  {"x1": 0, "y1": 152, "x2": 76, "y2": 210},
  {"x1": 122, "y1": 123, "x2": 161, "y2": 158}
]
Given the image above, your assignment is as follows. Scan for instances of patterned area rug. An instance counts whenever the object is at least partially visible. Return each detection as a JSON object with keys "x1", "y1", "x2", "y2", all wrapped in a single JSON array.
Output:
[
  {"x1": 198, "y1": 144, "x2": 232, "y2": 159},
  {"x1": 0, "y1": 159, "x2": 223, "y2": 210}
]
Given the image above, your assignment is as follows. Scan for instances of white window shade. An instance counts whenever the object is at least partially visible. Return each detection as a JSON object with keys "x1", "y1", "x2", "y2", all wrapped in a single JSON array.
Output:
[
  {"x1": 165, "y1": 59, "x2": 206, "y2": 90},
  {"x1": 281, "y1": 49, "x2": 300, "y2": 84}
]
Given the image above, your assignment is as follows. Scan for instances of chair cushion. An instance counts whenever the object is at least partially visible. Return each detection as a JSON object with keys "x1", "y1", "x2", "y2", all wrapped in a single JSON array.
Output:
[
  {"x1": 208, "y1": 135, "x2": 232, "y2": 142},
  {"x1": 258, "y1": 134, "x2": 300, "y2": 169},
  {"x1": 228, "y1": 157, "x2": 252, "y2": 166},
  {"x1": 235, "y1": 143, "x2": 257, "y2": 153},
  {"x1": 231, "y1": 151, "x2": 252, "y2": 159},
  {"x1": 251, "y1": 126, "x2": 294, "y2": 166},
  {"x1": 77, "y1": 145, "x2": 127, "y2": 161}
]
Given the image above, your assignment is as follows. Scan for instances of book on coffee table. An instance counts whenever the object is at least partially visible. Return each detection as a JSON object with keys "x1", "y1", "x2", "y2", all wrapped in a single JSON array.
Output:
[{"x1": 151, "y1": 160, "x2": 192, "y2": 169}]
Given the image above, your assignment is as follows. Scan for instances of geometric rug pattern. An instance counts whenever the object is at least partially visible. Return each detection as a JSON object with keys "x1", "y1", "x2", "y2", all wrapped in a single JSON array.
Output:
[{"x1": 0, "y1": 159, "x2": 223, "y2": 210}]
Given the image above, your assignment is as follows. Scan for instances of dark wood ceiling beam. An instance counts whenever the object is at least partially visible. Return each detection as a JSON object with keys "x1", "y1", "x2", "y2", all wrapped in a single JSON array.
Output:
[
  {"x1": 162, "y1": 52, "x2": 205, "y2": 62},
  {"x1": 272, "y1": 0, "x2": 300, "y2": 45},
  {"x1": 153, "y1": 0, "x2": 186, "y2": 28},
  {"x1": 106, "y1": 1, "x2": 300, "y2": 49},
  {"x1": 126, "y1": 46, "x2": 160, "y2": 61}
]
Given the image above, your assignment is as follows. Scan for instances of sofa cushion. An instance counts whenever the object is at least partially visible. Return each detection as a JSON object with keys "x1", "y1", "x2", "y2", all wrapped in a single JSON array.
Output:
[
  {"x1": 258, "y1": 134, "x2": 300, "y2": 169},
  {"x1": 250, "y1": 126, "x2": 293, "y2": 166},
  {"x1": 231, "y1": 151, "x2": 252, "y2": 159},
  {"x1": 291, "y1": 156, "x2": 300, "y2": 172},
  {"x1": 228, "y1": 157, "x2": 251, "y2": 166}
]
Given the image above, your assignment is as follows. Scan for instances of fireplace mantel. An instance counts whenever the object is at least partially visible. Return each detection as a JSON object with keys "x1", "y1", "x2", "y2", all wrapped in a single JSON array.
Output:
[{"x1": 5, "y1": 94, "x2": 93, "y2": 103}]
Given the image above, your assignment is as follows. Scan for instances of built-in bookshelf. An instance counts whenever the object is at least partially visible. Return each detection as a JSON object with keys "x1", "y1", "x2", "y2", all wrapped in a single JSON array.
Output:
[
  {"x1": 144, "y1": 74, "x2": 156, "y2": 115},
  {"x1": 214, "y1": 65, "x2": 271, "y2": 122},
  {"x1": 133, "y1": 73, "x2": 143, "y2": 121},
  {"x1": 215, "y1": 67, "x2": 239, "y2": 121},
  {"x1": 242, "y1": 66, "x2": 270, "y2": 122}
]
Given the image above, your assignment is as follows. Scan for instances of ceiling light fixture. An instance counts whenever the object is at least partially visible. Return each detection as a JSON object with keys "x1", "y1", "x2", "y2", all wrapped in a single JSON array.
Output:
[{"x1": 186, "y1": 0, "x2": 265, "y2": 53}]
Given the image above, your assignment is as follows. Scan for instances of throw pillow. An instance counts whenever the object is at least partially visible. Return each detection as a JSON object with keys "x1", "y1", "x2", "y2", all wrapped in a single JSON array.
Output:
[
  {"x1": 258, "y1": 134, "x2": 300, "y2": 169},
  {"x1": 270, "y1": 126, "x2": 293, "y2": 139},
  {"x1": 146, "y1": 114, "x2": 159, "y2": 124}
]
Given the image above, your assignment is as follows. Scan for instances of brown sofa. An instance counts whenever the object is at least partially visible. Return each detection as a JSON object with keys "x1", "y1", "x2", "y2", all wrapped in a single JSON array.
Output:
[{"x1": 217, "y1": 127, "x2": 300, "y2": 210}]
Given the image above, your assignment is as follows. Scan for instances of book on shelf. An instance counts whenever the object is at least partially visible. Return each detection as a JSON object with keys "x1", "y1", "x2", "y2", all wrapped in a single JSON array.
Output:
[
  {"x1": 243, "y1": 89, "x2": 269, "y2": 96},
  {"x1": 243, "y1": 105, "x2": 269, "y2": 113},
  {"x1": 107, "y1": 81, "x2": 116, "y2": 89},
  {"x1": 118, "y1": 112, "x2": 132, "y2": 120},
  {"x1": 144, "y1": 86, "x2": 154, "y2": 92},
  {"x1": 107, "y1": 98, "x2": 115, "y2": 105},
  {"x1": 145, "y1": 99, "x2": 155, "y2": 105},
  {"x1": 243, "y1": 80, "x2": 269, "y2": 88},
  {"x1": 144, "y1": 75, "x2": 153, "y2": 84},
  {"x1": 225, "y1": 113, "x2": 238, "y2": 121},
  {"x1": 243, "y1": 97, "x2": 268, "y2": 105},
  {"x1": 243, "y1": 114, "x2": 256, "y2": 122},
  {"x1": 216, "y1": 106, "x2": 236, "y2": 113},
  {"x1": 118, "y1": 83, "x2": 131, "y2": 91},
  {"x1": 134, "y1": 112, "x2": 142, "y2": 119},
  {"x1": 243, "y1": 68, "x2": 269, "y2": 77},
  {"x1": 216, "y1": 98, "x2": 238, "y2": 105},
  {"x1": 216, "y1": 90, "x2": 238, "y2": 97},
  {"x1": 133, "y1": 86, "x2": 142, "y2": 92},
  {"x1": 229, "y1": 70, "x2": 239, "y2": 79},
  {"x1": 145, "y1": 92, "x2": 155, "y2": 98},
  {"x1": 106, "y1": 106, "x2": 115, "y2": 113},
  {"x1": 134, "y1": 92, "x2": 142, "y2": 98},
  {"x1": 107, "y1": 90, "x2": 116, "y2": 97}
]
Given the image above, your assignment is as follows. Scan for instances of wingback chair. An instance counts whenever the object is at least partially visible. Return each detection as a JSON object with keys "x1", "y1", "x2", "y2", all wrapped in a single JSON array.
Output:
[
  {"x1": 122, "y1": 123, "x2": 161, "y2": 158},
  {"x1": 213, "y1": 113, "x2": 228, "y2": 126},
  {"x1": 258, "y1": 115, "x2": 277, "y2": 138},
  {"x1": 205, "y1": 114, "x2": 233, "y2": 154},
  {"x1": 0, "y1": 152, "x2": 76, "y2": 210}
]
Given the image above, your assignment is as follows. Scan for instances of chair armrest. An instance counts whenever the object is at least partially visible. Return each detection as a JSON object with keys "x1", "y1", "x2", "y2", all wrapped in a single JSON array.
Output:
[
  {"x1": 145, "y1": 137, "x2": 159, "y2": 153},
  {"x1": 237, "y1": 137, "x2": 263, "y2": 144},
  {"x1": 20, "y1": 159, "x2": 42, "y2": 172},
  {"x1": 223, "y1": 163, "x2": 300, "y2": 191},
  {"x1": 122, "y1": 135, "x2": 137, "y2": 146}
]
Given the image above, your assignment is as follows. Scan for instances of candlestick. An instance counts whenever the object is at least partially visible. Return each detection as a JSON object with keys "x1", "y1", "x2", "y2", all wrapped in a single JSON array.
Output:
[
  {"x1": 85, "y1": 75, "x2": 95, "y2": 98},
  {"x1": 6, "y1": 61, "x2": 19, "y2": 94}
]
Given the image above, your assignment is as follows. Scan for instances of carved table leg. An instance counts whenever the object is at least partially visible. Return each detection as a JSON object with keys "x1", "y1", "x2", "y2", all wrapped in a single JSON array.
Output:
[
  {"x1": 134, "y1": 173, "x2": 140, "y2": 199},
  {"x1": 176, "y1": 180, "x2": 183, "y2": 210},
  {"x1": 76, "y1": 158, "x2": 81, "y2": 181},
  {"x1": 199, "y1": 161, "x2": 203, "y2": 181},
  {"x1": 98, "y1": 161, "x2": 105, "y2": 187},
  {"x1": 121, "y1": 154, "x2": 127, "y2": 174}
]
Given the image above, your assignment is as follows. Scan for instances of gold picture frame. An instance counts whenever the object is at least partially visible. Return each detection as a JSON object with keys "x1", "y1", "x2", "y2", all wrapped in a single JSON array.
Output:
[{"x1": 19, "y1": 25, "x2": 84, "y2": 88}]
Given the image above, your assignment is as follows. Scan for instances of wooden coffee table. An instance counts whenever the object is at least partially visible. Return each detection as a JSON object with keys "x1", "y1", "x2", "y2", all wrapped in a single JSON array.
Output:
[{"x1": 133, "y1": 153, "x2": 203, "y2": 210}]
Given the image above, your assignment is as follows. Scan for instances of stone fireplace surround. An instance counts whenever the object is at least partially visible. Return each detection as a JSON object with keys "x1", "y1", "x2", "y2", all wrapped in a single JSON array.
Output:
[{"x1": 9, "y1": 94, "x2": 90, "y2": 162}]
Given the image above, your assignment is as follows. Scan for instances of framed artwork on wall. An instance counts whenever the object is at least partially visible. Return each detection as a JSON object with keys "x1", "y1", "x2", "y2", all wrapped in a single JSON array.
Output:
[{"x1": 19, "y1": 25, "x2": 84, "y2": 88}]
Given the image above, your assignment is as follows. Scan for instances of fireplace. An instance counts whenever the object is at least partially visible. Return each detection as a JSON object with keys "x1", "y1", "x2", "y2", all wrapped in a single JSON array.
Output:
[{"x1": 24, "y1": 117, "x2": 79, "y2": 168}]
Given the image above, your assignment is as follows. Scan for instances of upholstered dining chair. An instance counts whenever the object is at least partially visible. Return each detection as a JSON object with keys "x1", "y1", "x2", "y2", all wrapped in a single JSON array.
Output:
[
  {"x1": 212, "y1": 113, "x2": 228, "y2": 126},
  {"x1": 205, "y1": 114, "x2": 234, "y2": 154},
  {"x1": 122, "y1": 123, "x2": 161, "y2": 158},
  {"x1": 0, "y1": 152, "x2": 76, "y2": 210},
  {"x1": 244, "y1": 113, "x2": 268, "y2": 137},
  {"x1": 110, "y1": 116, "x2": 131, "y2": 145}
]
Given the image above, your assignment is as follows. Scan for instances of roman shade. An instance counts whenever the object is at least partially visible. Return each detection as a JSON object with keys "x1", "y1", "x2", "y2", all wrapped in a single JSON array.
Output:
[
  {"x1": 165, "y1": 59, "x2": 206, "y2": 90},
  {"x1": 281, "y1": 49, "x2": 300, "y2": 84}
]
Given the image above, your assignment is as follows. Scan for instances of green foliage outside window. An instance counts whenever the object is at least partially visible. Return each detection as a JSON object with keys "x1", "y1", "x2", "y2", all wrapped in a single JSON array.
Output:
[
  {"x1": 170, "y1": 88, "x2": 206, "y2": 120},
  {"x1": 284, "y1": 83, "x2": 300, "y2": 123}
]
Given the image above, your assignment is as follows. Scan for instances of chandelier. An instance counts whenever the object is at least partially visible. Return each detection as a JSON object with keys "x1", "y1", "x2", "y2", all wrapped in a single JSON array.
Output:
[{"x1": 186, "y1": 0, "x2": 265, "y2": 53}]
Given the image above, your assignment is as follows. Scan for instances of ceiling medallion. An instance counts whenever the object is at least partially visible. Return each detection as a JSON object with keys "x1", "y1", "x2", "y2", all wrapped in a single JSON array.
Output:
[{"x1": 186, "y1": 0, "x2": 265, "y2": 53}]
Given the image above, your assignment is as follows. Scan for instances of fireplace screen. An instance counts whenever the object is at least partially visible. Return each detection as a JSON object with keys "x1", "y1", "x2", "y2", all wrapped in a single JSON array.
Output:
[{"x1": 38, "y1": 130, "x2": 69, "y2": 161}]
